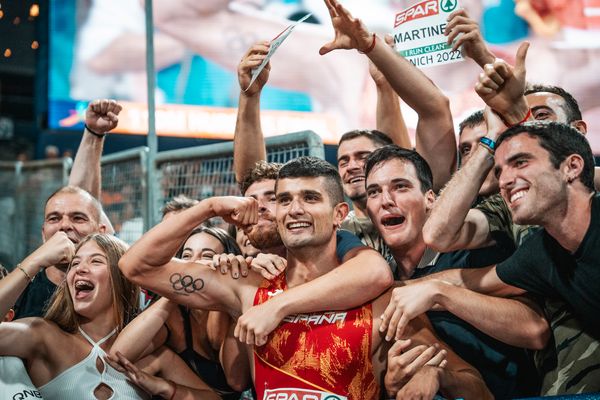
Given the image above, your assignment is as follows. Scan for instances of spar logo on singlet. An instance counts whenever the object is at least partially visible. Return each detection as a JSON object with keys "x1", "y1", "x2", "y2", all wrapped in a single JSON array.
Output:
[
  {"x1": 282, "y1": 311, "x2": 347, "y2": 325},
  {"x1": 263, "y1": 388, "x2": 347, "y2": 400}
]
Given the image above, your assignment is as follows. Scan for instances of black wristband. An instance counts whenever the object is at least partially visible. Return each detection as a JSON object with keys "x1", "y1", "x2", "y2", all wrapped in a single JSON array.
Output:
[{"x1": 84, "y1": 124, "x2": 106, "y2": 138}]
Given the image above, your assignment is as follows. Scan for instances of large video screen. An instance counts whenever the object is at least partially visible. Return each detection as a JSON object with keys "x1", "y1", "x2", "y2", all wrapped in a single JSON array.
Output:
[{"x1": 49, "y1": 0, "x2": 600, "y2": 147}]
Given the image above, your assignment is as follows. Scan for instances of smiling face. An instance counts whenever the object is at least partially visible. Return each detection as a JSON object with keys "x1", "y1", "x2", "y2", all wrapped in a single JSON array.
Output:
[
  {"x1": 337, "y1": 136, "x2": 380, "y2": 203},
  {"x1": 459, "y1": 123, "x2": 499, "y2": 197},
  {"x1": 366, "y1": 158, "x2": 434, "y2": 250},
  {"x1": 494, "y1": 134, "x2": 566, "y2": 225},
  {"x1": 526, "y1": 92, "x2": 570, "y2": 123},
  {"x1": 181, "y1": 232, "x2": 225, "y2": 262},
  {"x1": 67, "y1": 240, "x2": 113, "y2": 320},
  {"x1": 276, "y1": 177, "x2": 346, "y2": 250},
  {"x1": 243, "y1": 179, "x2": 283, "y2": 250},
  {"x1": 42, "y1": 192, "x2": 103, "y2": 244}
]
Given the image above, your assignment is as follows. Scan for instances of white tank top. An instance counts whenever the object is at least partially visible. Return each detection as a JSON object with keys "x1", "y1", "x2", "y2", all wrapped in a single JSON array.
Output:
[
  {"x1": 38, "y1": 328, "x2": 149, "y2": 399},
  {"x1": 0, "y1": 356, "x2": 44, "y2": 399}
]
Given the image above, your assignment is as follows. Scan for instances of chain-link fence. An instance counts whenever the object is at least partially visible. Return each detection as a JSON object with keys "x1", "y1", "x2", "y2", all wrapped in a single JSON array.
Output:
[
  {"x1": 100, "y1": 147, "x2": 148, "y2": 245},
  {"x1": 0, "y1": 158, "x2": 71, "y2": 268},
  {"x1": 154, "y1": 131, "x2": 325, "y2": 226},
  {"x1": 0, "y1": 131, "x2": 324, "y2": 261}
]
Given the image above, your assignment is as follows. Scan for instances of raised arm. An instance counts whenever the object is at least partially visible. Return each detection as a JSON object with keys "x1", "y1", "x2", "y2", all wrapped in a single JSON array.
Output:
[
  {"x1": 69, "y1": 99, "x2": 122, "y2": 198},
  {"x1": 370, "y1": 37, "x2": 410, "y2": 149},
  {"x1": 233, "y1": 42, "x2": 270, "y2": 183},
  {"x1": 69, "y1": 99, "x2": 123, "y2": 234},
  {"x1": 514, "y1": 0, "x2": 561, "y2": 38},
  {"x1": 423, "y1": 107, "x2": 505, "y2": 252},
  {"x1": 319, "y1": 0, "x2": 456, "y2": 192},
  {"x1": 444, "y1": 9, "x2": 496, "y2": 68},
  {"x1": 118, "y1": 196, "x2": 258, "y2": 313},
  {"x1": 235, "y1": 246, "x2": 393, "y2": 346},
  {"x1": 0, "y1": 232, "x2": 74, "y2": 362},
  {"x1": 1, "y1": 232, "x2": 74, "y2": 320}
]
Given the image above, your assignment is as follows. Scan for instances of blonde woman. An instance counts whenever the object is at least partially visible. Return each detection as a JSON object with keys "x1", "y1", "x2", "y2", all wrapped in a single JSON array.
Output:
[{"x1": 0, "y1": 232, "x2": 219, "y2": 399}]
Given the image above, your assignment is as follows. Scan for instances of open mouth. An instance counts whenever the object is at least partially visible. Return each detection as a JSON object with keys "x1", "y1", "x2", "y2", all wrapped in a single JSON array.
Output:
[
  {"x1": 381, "y1": 215, "x2": 406, "y2": 227},
  {"x1": 74, "y1": 280, "x2": 95, "y2": 299},
  {"x1": 347, "y1": 176, "x2": 365, "y2": 185},
  {"x1": 509, "y1": 189, "x2": 528, "y2": 206},
  {"x1": 286, "y1": 221, "x2": 312, "y2": 231}
]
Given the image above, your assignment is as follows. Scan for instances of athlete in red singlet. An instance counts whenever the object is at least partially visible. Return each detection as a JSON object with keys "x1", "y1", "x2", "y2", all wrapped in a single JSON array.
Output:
[
  {"x1": 120, "y1": 156, "x2": 492, "y2": 399},
  {"x1": 253, "y1": 274, "x2": 378, "y2": 400}
]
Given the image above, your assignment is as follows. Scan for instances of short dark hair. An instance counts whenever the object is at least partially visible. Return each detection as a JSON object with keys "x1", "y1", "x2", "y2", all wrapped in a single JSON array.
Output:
[
  {"x1": 177, "y1": 226, "x2": 242, "y2": 258},
  {"x1": 497, "y1": 122, "x2": 595, "y2": 192},
  {"x1": 239, "y1": 161, "x2": 282, "y2": 195},
  {"x1": 525, "y1": 84, "x2": 582, "y2": 123},
  {"x1": 162, "y1": 194, "x2": 199, "y2": 218},
  {"x1": 365, "y1": 145, "x2": 434, "y2": 193},
  {"x1": 458, "y1": 110, "x2": 484, "y2": 136},
  {"x1": 276, "y1": 156, "x2": 344, "y2": 205},
  {"x1": 338, "y1": 129, "x2": 393, "y2": 148}
]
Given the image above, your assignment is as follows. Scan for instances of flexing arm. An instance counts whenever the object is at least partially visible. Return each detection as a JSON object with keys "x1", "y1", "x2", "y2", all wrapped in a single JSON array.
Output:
[
  {"x1": 235, "y1": 247, "x2": 393, "y2": 345},
  {"x1": 233, "y1": 42, "x2": 270, "y2": 183},
  {"x1": 319, "y1": 0, "x2": 456, "y2": 192},
  {"x1": 423, "y1": 107, "x2": 505, "y2": 252},
  {"x1": 118, "y1": 196, "x2": 258, "y2": 313}
]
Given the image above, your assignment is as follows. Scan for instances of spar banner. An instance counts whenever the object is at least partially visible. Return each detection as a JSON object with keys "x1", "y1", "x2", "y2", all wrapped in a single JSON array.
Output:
[{"x1": 393, "y1": 0, "x2": 464, "y2": 68}]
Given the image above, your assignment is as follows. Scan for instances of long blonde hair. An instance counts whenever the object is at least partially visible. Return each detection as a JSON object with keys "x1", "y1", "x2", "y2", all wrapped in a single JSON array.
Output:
[{"x1": 44, "y1": 233, "x2": 140, "y2": 333}]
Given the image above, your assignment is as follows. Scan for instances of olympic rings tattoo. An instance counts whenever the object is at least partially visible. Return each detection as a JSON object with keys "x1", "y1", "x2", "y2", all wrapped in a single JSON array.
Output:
[{"x1": 170, "y1": 273, "x2": 205, "y2": 294}]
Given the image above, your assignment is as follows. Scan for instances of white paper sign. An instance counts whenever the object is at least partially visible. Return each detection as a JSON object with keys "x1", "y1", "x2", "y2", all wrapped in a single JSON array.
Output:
[
  {"x1": 245, "y1": 13, "x2": 312, "y2": 91},
  {"x1": 393, "y1": 0, "x2": 464, "y2": 68}
]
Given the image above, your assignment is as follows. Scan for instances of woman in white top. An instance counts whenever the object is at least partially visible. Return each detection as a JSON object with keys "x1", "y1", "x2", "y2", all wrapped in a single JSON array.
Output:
[{"x1": 0, "y1": 232, "x2": 220, "y2": 399}]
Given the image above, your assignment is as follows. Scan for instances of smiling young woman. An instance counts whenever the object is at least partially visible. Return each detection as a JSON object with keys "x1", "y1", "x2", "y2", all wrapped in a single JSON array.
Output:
[{"x1": 0, "y1": 233, "x2": 220, "y2": 399}]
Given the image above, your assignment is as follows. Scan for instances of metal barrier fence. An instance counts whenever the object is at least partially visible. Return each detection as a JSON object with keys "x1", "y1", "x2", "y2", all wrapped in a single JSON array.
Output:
[
  {"x1": 0, "y1": 131, "x2": 324, "y2": 260},
  {"x1": 153, "y1": 130, "x2": 324, "y2": 227},
  {"x1": 100, "y1": 147, "x2": 148, "y2": 244},
  {"x1": 0, "y1": 158, "x2": 71, "y2": 267}
]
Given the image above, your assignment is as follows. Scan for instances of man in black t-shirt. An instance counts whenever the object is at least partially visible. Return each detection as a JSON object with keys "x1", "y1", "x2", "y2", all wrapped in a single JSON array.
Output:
[{"x1": 380, "y1": 121, "x2": 600, "y2": 393}]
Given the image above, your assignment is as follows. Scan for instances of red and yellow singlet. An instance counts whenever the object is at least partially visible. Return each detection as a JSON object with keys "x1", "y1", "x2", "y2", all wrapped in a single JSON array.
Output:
[{"x1": 253, "y1": 274, "x2": 379, "y2": 400}]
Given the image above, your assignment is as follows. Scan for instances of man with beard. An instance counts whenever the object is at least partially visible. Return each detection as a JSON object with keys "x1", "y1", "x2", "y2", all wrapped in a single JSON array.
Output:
[{"x1": 119, "y1": 156, "x2": 491, "y2": 399}]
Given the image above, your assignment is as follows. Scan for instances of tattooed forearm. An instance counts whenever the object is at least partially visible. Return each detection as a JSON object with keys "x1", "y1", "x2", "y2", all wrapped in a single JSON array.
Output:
[{"x1": 170, "y1": 272, "x2": 205, "y2": 295}]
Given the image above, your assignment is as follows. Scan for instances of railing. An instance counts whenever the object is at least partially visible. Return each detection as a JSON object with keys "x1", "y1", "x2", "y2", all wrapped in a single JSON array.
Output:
[{"x1": 0, "y1": 131, "x2": 325, "y2": 261}]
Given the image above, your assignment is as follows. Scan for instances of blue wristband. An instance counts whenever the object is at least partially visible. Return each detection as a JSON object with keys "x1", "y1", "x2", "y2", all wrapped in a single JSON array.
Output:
[{"x1": 479, "y1": 137, "x2": 496, "y2": 151}]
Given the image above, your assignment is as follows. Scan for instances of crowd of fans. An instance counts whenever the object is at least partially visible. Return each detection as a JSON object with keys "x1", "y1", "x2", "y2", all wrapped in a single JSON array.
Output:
[{"x1": 1, "y1": 1, "x2": 599, "y2": 399}]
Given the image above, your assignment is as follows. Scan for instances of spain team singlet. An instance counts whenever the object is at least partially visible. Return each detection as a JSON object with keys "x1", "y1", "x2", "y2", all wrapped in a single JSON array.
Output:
[{"x1": 253, "y1": 274, "x2": 379, "y2": 400}]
